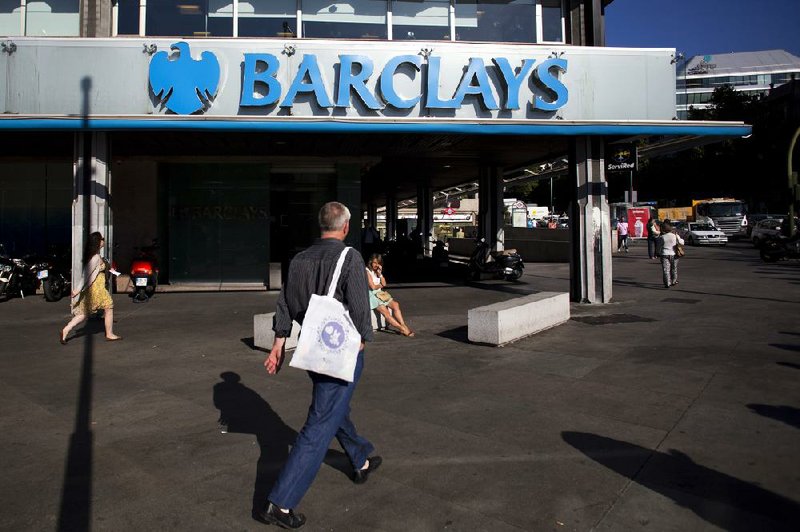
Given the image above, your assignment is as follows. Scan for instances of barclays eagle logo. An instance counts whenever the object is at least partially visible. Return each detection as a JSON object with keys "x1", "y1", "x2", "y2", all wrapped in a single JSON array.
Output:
[{"x1": 149, "y1": 42, "x2": 220, "y2": 115}]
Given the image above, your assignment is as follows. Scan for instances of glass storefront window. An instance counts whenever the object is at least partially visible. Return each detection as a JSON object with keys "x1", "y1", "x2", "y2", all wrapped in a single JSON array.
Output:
[
  {"x1": 0, "y1": 0, "x2": 22, "y2": 36},
  {"x1": 117, "y1": 0, "x2": 140, "y2": 35},
  {"x1": 302, "y1": 0, "x2": 387, "y2": 40},
  {"x1": 146, "y1": 0, "x2": 233, "y2": 37},
  {"x1": 455, "y1": 0, "x2": 536, "y2": 44},
  {"x1": 238, "y1": 0, "x2": 296, "y2": 37},
  {"x1": 540, "y1": 0, "x2": 561, "y2": 42},
  {"x1": 391, "y1": 0, "x2": 450, "y2": 41},
  {"x1": 26, "y1": 0, "x2": 79, "y2": 36}
]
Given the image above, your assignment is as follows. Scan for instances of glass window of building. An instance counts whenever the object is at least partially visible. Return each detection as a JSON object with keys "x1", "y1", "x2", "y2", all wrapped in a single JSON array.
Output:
[
  {"x1": 25, "y1": 0, "x2": 80, "y2": 36},
  {"x1": 455, "y1": 0, "x2": 536, "y2": 44},
  {"x1": 540, "y1": 0, "x2": 562, "y2": 42},
  {"x1": 145, "y1": 0, "x2": 233, "y2": 37},
  {"x1": 0, "y1": 0, "x2": 22, "y2": 36},
  {"x1": 238, "y1": 0, "x2": 296, "y2": 37},
  {"x1": 391, "y1": 0, "x2": 450, "y2": 41},
  {"x1": 117, "y1": 0, "x2": 141, "y2": 35},
  {"x1": 302, "y1": 0, "x2": 387, "y2": 40}
]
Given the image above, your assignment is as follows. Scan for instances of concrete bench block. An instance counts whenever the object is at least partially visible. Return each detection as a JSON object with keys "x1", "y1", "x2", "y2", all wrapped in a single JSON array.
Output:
[
  {"x1": 468, "y1": 291, "x2": 569, "y2": 346},
  {"x1": 268, "y1": 263, "x2": 282, "y2": 291},
  {"x1": 371, "y1": 308, "x2": 393, "y2": 331},
  {"x1": 254, "y1": 313, "x2": 300, "y2": 350}
]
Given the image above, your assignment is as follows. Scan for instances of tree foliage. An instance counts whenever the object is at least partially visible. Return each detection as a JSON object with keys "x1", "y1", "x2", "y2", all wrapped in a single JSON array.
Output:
[{"x1": 639, "y1": 84, "x2": 791, "y2": 212}]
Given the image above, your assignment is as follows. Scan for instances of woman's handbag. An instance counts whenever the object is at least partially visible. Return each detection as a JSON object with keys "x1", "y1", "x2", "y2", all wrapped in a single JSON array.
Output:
[
  {"x1": 375, "y1": 289, "x2": 392, "y2": 303},
  {"x1": 290, "y1": 247, "x2": 361, "y2": 382},
  {"x1": 674, "y1": 238, "x2": 685, "y2": 258}
]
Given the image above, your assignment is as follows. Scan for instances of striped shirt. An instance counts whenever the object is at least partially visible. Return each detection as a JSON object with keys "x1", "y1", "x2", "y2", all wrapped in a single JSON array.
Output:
[{"x1": 273, "y1": 238, "x2": 374, "y2": 342}]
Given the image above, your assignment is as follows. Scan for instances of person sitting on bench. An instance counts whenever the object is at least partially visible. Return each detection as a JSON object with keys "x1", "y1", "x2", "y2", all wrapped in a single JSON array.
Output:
[{"x1": 365, "y1": 254, "x2": 414, "y2": 337}]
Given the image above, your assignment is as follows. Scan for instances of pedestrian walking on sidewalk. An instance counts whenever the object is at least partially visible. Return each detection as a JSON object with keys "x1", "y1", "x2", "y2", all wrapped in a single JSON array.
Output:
[
  {"x1": 659, "y1": 221, "x2": 684, "y2": 288},
  {"x1": 647, "y1": 217, "x2": 661, "y2": 259},
  {"x1": 59, "y1": 232, "x2": 122, "y2": 344},
  {"x1": 617, "y1": 218, "x2": 629, "y2": 252},
  {"x1": 261, "y1": 201, "x2": 381, "y2": 529}
]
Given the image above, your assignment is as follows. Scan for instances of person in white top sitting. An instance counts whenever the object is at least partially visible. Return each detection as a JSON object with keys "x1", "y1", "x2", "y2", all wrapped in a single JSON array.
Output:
[
  {"x1": 659, "y1": 222, "x2": 684, "y2": 288},
  {"x1": 365, "y1": 254, "x2": 414, "y2": 337}
]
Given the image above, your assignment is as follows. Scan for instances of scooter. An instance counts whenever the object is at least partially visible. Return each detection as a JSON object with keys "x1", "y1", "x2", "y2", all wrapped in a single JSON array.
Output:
[
  {"x1": 760, "y1": 234, "x2": 800, "y2": 262},
  {"x1": 130, "y1": 240, "x2": 159, "y2": 303},
  {"x1": 469, "y1": 238, "x2": 524, "y2": 281}
]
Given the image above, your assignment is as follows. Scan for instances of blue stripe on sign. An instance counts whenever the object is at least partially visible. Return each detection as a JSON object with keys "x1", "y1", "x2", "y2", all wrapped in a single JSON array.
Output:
[{"x1": 0, "y1": 118, "x2": 752, "y2": 137}]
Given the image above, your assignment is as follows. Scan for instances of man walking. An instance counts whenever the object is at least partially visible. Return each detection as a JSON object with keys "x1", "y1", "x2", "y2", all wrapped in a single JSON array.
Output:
[{"x1": 261, "y1": 201, "x2": 381, "y2": 529}]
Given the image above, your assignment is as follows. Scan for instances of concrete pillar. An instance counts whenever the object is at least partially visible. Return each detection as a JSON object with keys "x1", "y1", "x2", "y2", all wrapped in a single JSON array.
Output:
[
  {"x1": 80, "y1": 0, "x2": 114, "y2": 37},
  {"x1": 416, "y1": 180, "x2": 433, "y2": 256},
  {"x1": 336, "y1": 163, "x2": 362, "y2": 249},
  {"x1": 71, "y1": 132, "x2": 112, "y2": 288},
  {"x1": 565, "y1": 0, "x2": 605, "y2": 47},
  {"x1": 478, "y1": 166, "x2": 505, "y2": 252},
  {"x1": 568, "y1": 136, "x2": 612, "y2": 303},
  {"x1": 366, "y1": 203, "x2": 378, "y2": 228},
  {"x1": 385, "y1": 193, "x2": 398, "y2": 242}
]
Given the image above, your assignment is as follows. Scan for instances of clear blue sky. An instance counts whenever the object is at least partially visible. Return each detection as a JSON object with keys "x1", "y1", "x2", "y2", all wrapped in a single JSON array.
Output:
[{"x1": 605, "y1": 0, "x2": 800, "y2": 60}]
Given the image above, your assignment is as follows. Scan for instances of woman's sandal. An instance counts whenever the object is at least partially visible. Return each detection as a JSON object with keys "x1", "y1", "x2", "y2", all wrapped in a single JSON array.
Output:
[
  {"x1": 400, "y1": 325, "x2": 416, "y2": 338},
  {"x1": 59, "y1": 330, "x2": 68, "y2": 345}
]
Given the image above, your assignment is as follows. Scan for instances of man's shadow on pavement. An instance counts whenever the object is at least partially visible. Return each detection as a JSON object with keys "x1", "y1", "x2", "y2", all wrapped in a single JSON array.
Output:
[{"x1": 212, "y1": 372, "x2": 351, "y2": 519}]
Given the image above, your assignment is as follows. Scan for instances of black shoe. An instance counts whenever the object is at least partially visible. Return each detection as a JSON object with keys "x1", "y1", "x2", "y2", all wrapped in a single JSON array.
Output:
[
  {"x1": 258, "y1": 502, "x2": 306, "y2": 529},
  {"x1": 353, "y1": 455, "x2": 382, "y2": 484}
]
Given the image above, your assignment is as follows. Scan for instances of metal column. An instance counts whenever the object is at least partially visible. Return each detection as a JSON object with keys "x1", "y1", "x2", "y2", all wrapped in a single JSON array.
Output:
[
  {"x1": 568, "y1": 136, "x2": 612, "y2": 303},
  {"x1": 416, "y1": 180, "x2": 433, "y2": 256},
  {"x1": 71, "y1": 131, "x2": 112, "y2": 289},
  {"x1": 478, "y1": 165, "x2": 505, "y2": 251},
  {"x1": 385, "y1": 193, "x2": 398, "y2": 242}
]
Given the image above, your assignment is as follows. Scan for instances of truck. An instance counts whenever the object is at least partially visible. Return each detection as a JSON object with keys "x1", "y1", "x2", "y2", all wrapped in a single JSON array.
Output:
[{"x1": 658, "y1": 198, "x2": 747, "y2": 238}]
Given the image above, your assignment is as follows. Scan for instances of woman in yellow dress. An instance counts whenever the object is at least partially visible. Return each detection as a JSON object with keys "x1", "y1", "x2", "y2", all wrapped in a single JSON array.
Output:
[{"x1": 60, "y1": 232, "x2": 122, "y2": 344}]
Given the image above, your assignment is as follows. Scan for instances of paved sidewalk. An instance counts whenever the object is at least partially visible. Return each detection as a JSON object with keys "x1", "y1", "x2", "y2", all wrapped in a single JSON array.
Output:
[{"x1": 0, "y1": 242, "x2": 798, "y2": 531}]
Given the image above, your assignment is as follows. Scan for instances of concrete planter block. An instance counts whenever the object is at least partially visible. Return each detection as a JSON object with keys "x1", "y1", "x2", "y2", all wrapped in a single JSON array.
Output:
[
  {"x1": 371, "y1": 308, "x2": 393, "y2": 331},
  {"x1": 268, "y1": 263, "x2": 282, "y2": 290},
  {"x1": 468, "y1": 291, "x2": 569, "y2": 346},
  {"x1": 254, "y1": 312, "x2": 300, "y2": 350}
]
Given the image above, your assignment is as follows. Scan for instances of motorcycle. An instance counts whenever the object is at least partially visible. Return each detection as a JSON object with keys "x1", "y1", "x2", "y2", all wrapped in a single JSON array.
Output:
[
  {"x1": 0, "y1": 245, "x2": 40, "y2": 300},
  {"x1": 431, "y1": 240, "x2": 450, "y2": 267},
  {"x1": 130, "y1": 240, "x2": 159, "y2": 303},
  {"x1": 759, "y1": 234, "x2": 800, "y2": 262},
  {"x1": 32, "y1": 247, "x2": 71, "y2": 302},
  {"x1": 469, "y1": 238, "x2": 524, "y2": 281}
]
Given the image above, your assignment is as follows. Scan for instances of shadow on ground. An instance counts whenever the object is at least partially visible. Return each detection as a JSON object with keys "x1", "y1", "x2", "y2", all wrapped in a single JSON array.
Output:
[
  {"x1": 562, "y1": 432, "x2": 799, "y2": 531},
  {"x1": 212, "y1": 372, "x2": 351, "y2": 520},
  {"x1": 747, "y1": 404, "x2": 800, "y2": 430}
]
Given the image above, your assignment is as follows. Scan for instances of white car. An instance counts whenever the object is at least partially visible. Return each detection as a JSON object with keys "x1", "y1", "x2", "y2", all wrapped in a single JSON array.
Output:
[
  {"x1": 682, "y1": 222, "x2": 728, "y2": 246},
  {"x1": 750, "y1": 218, "x2": 783, "y2": 246}
]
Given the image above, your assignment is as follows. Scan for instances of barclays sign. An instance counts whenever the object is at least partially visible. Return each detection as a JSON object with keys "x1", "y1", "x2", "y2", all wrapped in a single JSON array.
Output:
[
  {"x1": 149, "y1": 42, "x2": 220, "y2": 115},
  {"x1": 238, "y1": 53, "x2": 568, "y2": 113},
  {"x1": 148, "y1": 41, "x2": 568, "y2": 117},
  {"x1": 2, "y1": 39, "x2": 678, "y2": 123}
]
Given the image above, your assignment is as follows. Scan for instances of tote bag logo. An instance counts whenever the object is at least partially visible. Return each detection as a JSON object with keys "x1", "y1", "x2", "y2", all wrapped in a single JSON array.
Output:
[
  {"x1": 319, "y1": 319, "x2": 349, "y2": 352},
  {"x1": 149, "y1": 42, "x2": 220, "y2": 115}
]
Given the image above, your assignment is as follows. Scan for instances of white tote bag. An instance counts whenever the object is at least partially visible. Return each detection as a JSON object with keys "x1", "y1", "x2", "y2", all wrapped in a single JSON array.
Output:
[{"x1": 289, "y1": 247, "x2": 361, "y2": 382}]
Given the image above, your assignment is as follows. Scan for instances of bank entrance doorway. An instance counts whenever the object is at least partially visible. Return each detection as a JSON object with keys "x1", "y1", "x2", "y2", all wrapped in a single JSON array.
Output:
[{"x1": 166, "y1": 164, "x2": 269, "y2": 284}]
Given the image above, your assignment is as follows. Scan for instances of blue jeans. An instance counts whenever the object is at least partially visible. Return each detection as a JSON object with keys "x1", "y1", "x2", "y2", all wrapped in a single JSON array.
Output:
[{"x1": 269, "y1": 350, "x2": 374, "y2": 509}]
